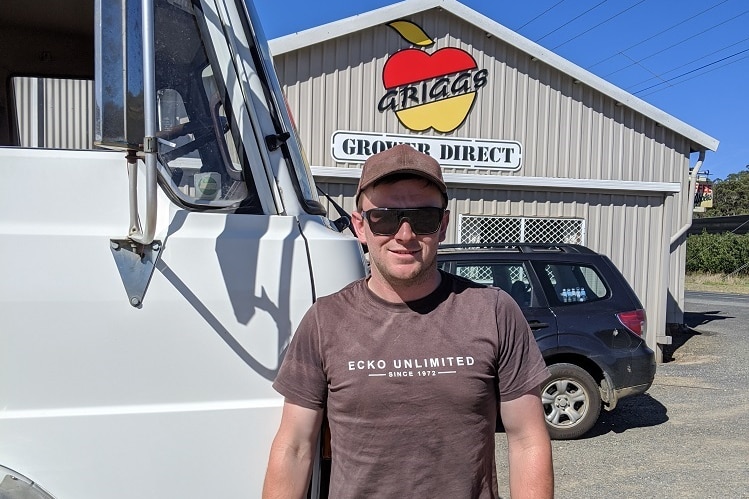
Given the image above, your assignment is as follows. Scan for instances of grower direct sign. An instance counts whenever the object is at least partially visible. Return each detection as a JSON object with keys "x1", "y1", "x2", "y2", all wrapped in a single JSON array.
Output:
[{"x1": 331, "y1": 131, "x2": 522, "y2": 170}]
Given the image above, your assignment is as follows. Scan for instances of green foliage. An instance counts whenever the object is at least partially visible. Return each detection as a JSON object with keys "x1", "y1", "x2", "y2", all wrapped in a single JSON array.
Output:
[
  {"x1": 686, "y1": 232, "x2": 749, "y2": 274},
  {"x1": 699, "y1": 167, "x2": 749, "y2": 217}
]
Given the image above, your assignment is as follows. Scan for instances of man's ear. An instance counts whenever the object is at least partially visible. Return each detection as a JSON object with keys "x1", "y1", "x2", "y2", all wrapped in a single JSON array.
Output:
[
  {"x1": 438, "y1": 210, "x2": 450, "y2": 243},
  {"x1": 351, "y1": 211, "x2": 368, "y2": 245}
]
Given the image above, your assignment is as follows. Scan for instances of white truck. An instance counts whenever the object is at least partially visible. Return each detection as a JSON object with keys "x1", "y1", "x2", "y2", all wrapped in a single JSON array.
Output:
[{"x1": 0, "y1": 0, "x2": 366, "y2": 497}]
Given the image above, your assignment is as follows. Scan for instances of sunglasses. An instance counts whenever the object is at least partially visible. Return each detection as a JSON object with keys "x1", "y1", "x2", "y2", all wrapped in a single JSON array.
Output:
[{"x1": 361, "y1": 207, "x2": 446, "y2": 236}]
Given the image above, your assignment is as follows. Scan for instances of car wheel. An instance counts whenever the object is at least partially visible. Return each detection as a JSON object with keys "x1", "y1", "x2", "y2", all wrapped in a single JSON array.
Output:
[{"x1": 541, "y1": 363, "x2": 602, "y2": 440}]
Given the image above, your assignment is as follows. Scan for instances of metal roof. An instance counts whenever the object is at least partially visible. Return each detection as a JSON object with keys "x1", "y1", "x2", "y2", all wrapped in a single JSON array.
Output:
[{"x1": 269, "y1": 0, "x2": 719, "y2": 152}]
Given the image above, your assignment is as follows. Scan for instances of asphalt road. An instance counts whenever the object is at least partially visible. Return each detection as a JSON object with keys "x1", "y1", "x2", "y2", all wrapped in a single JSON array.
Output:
[{"x1": 494, "y1": 290, "x2": 749, "y2": 498}]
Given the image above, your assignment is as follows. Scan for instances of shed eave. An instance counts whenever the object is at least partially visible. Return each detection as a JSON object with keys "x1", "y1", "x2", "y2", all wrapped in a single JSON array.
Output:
[{"x1": 311, "y1": 167, "x2": 681, "y2": 194}]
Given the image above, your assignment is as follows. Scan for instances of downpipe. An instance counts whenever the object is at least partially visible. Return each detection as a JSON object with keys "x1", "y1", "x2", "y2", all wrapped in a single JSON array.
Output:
[{"x1": 670, "y1": 149, "x2": 706, "y2": 248}]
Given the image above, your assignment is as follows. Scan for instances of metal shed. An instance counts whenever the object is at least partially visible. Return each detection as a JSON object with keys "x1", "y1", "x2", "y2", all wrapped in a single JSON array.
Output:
[{"x1": 268, "y1": 0, "x2": 719, "y2": 360}]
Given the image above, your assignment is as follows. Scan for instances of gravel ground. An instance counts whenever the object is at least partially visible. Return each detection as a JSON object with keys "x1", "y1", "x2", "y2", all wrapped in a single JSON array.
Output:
[{"x1": 494, "y1": 291, "x2": 749, "y2": 498}]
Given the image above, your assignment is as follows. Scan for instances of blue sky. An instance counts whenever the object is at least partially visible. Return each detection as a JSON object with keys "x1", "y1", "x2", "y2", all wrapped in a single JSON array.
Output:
[{"x1": 254, "y1": 0, "x2": 749, "y2": 181}]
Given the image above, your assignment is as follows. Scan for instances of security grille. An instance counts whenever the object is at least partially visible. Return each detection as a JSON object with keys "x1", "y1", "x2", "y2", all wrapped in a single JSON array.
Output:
[{"x1": 458, "y1": 216, "x2": 585, "y2": 245}]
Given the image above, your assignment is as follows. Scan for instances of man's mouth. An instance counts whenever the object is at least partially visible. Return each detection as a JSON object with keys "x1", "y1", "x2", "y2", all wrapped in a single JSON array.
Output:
[{"x1": 390, "y1": 247, "x2": 421, "y2": 255}]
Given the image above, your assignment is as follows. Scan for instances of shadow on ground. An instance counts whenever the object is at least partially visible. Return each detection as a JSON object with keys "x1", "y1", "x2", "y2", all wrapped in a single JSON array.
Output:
[
  {"x1": 584, "y1": 393, "x2": 668, "y2": 438},
  {"x1": 663, "y1": 326, "x2": 701, "y2": 363},
  {"x1": 684, "y1": 310, "x2": 733, "y2": 329},
  {"x1": 663, "y1": 310, "x2": 733, "y2": 362}
]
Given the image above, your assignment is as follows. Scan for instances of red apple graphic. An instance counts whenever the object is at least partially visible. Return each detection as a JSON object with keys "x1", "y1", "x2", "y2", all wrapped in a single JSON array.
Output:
[
  {"x1": 381, "y1": 21, "x2": 482, "y2": 133},
  {"x1": 383, "y1": 47, "x2": 477, "y2": 88}
]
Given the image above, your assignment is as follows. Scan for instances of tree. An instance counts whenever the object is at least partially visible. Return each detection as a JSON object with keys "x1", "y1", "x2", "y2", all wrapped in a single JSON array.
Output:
[{"x1": 696, "y1": 166, "x2": 749, "y2": 217}]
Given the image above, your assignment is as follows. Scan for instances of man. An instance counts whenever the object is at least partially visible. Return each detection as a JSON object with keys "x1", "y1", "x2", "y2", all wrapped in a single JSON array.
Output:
[{"x1": 263, "y1": 144, "x2": 553, "y2": 498}]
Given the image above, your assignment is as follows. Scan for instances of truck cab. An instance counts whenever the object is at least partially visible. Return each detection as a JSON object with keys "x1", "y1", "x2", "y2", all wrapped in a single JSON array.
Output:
[{"x1": 0, "y1": 1, "x2": 365, "y2": 497}]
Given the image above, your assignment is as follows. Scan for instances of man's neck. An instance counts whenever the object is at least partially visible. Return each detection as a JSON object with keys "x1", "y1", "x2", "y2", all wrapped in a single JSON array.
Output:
[{"x1": 366, "y1": 270, "x2": 442, "y2": 304}]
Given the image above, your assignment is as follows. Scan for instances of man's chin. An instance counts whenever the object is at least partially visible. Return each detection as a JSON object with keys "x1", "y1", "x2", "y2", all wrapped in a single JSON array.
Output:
[{"x1": 382, "y1": 264, "x2": 433, "y2": 287}]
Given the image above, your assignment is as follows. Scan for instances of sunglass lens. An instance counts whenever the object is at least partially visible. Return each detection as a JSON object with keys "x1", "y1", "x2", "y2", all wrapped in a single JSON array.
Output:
[
  {"x1": 409, "y1": 208, "x2": 442, "y2": 234},
  {"x1": 365, "y1": 208, "x2": 443, "y2": 235},
  {"x1": 366, "y1": 210, "x2": 400, "y2": 235}
]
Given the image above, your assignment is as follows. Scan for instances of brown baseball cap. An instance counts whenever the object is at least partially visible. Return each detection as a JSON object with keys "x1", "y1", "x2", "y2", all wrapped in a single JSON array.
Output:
[{"x1": 355, "y1": 144, "x2": 447, "y2": 202}]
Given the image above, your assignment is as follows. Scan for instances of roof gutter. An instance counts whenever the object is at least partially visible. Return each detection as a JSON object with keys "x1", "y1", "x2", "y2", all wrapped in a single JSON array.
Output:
[
  {"x1": 670, "y1": 149, "x2": 706, "y2": 247},
  {"x1": 312, "y1": 167, "x2": 681, "y2": 194}
]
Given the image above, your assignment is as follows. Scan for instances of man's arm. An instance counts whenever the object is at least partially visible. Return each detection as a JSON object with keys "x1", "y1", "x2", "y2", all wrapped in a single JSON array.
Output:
[
  {"x1": 262, "y1": 401, "x2": 324, "y2": 499},
  {"x1": 499, "y1": 388, "x2": 554, "y2": 499}
]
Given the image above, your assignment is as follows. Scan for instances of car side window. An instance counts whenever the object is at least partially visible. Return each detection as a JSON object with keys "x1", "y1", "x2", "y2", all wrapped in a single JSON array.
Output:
[
  {"x1": 536, "y1": 262, "x2": 609, "y2": 306},
  {"x1": 451, "y1": 262, "x2": 535, "y2": 308}
]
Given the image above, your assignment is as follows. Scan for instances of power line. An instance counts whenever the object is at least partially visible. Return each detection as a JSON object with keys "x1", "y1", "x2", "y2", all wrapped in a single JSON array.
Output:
[
  {"x1": 536, "y1": 0, "x2": 609, "y2": 42},
  {"x1": 587, "y1": 0, "x2": 729, "y2": 69},
  {"x1": 626, "y1": 35, "x2": 749, "y2": 91},
  {"x1": 637, "y1": 54, "x2": 749, "y2": 97},
  {"x1": 618, "y1": 52, "x2": 662, "y2": 82},
  {"x1": 517, "y1": 0, "x2": 567, "y2": 30},
  {"x1": 552, "y1": 0, "x2": 648, "y2": 50},
  {"x1": 604, "y1": 8, "x2": 749, "y2": 77},
  {"x1": 633, "y1": 47, "x2": 749, "y2": 95}
]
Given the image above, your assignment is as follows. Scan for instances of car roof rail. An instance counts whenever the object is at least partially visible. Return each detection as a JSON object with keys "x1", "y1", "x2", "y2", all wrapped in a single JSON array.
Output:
[{"x1": 438, "y1": 243, "x2": 595, "y2": 254}]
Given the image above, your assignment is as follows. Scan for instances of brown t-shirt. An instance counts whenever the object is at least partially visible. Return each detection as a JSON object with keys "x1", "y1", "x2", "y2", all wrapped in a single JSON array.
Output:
[{"x1": 273, "y1": 271, "x2": 549, "y2": 498}]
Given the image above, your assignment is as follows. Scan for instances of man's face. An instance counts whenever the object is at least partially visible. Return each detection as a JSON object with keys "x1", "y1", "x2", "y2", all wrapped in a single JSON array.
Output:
[{"x1": 352, "y1": 178, "x2": 449, "y2": 297}]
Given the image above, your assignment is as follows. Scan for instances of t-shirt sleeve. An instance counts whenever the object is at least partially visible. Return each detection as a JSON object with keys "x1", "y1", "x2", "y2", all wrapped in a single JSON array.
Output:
[
  {"x1": 495, "y1": 293, "x2": 550, "y2": 401},
  {"x1": 272, "y1": 305, "x2": 328, "y2": 409}
]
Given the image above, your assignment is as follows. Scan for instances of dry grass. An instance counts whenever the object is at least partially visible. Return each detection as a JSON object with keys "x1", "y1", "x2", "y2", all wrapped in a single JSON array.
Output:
[{"x1": 685, "y1": 272, "x2": 749, "y2": 294}]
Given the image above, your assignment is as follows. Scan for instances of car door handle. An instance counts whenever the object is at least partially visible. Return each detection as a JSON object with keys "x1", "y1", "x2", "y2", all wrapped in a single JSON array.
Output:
[{"x1": 528, "y1": 321, "x2": 549, "y2": 330}]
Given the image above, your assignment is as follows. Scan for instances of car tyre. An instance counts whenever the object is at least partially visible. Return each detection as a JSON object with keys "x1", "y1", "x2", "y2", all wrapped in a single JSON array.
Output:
[{"x1": 541, "y1": 363, "x2": 601, "y2": 440}]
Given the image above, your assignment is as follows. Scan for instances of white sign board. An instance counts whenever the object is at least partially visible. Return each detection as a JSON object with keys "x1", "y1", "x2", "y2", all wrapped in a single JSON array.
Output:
[{"x1": 331, "y1": 131, "x2": 522, "y2": 170}]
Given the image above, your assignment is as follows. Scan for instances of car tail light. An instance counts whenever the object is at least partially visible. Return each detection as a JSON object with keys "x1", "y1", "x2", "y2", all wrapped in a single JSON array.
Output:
[{"x1": 617, "y1": 309, "x2": 646, "y2": 336}]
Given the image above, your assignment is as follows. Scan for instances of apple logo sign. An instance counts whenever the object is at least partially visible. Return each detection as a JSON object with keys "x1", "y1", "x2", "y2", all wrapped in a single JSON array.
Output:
[{"x1": 377, "y1": 20, "x2": 489, "y2": 133}]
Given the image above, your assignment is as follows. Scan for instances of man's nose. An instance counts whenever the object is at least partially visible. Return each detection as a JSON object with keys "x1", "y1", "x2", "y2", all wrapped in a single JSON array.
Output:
[{"x1": 394, "y1": 218, "x2": 417, "y2": 240}]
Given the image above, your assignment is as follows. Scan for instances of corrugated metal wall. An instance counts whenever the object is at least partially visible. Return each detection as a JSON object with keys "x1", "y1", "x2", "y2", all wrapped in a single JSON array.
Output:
[
  {"x1": 275, "y1": 7, "x2": 696, "y2": 355},
  {"x1": 13, "y1": 77, "x2": 94, "y2": 149}
]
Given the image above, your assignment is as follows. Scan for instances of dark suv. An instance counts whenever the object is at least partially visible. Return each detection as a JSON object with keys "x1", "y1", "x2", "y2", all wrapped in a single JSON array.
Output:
[{"x1": 437, "y1": 243, "x2": 656, "y2": 439}]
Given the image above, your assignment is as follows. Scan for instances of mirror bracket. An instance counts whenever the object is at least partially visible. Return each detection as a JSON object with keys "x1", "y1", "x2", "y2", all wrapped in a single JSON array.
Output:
[{"x1": 110, "y1": 238, "x2": 163, "y2": 307}]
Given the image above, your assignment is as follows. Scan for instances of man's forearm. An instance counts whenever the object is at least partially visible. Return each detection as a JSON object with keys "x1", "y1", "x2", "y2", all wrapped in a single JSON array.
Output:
[
  {"x1": 507, "y1": 435, "x2": 554, "y2": 499},
  {"x1": 263, "y1": 402, "x2": 323, "y2": 498},
  {"x1": 262, "y1": 443, "x2": 315, "y2": 499}
]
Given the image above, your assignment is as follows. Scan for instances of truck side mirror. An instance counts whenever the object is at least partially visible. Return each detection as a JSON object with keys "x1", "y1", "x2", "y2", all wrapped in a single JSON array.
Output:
[
  {"x1": 94, "y1": 0, "x2": 145, "y2": 151},
  {"x1": 95, "y1": 0, "x2": 158, "y2": 251}
]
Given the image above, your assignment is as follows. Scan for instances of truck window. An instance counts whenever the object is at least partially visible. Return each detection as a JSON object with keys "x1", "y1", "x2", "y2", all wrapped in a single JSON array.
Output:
[
  {"x1": 8, "y1": 0, "x2": 262, "y2": 213},
  {"x1": 152, "y1": 0, "x2": 258, "y2": 209},
  {"x1": 154, "y1": 63, "x2": 251, "y2": 207}
]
